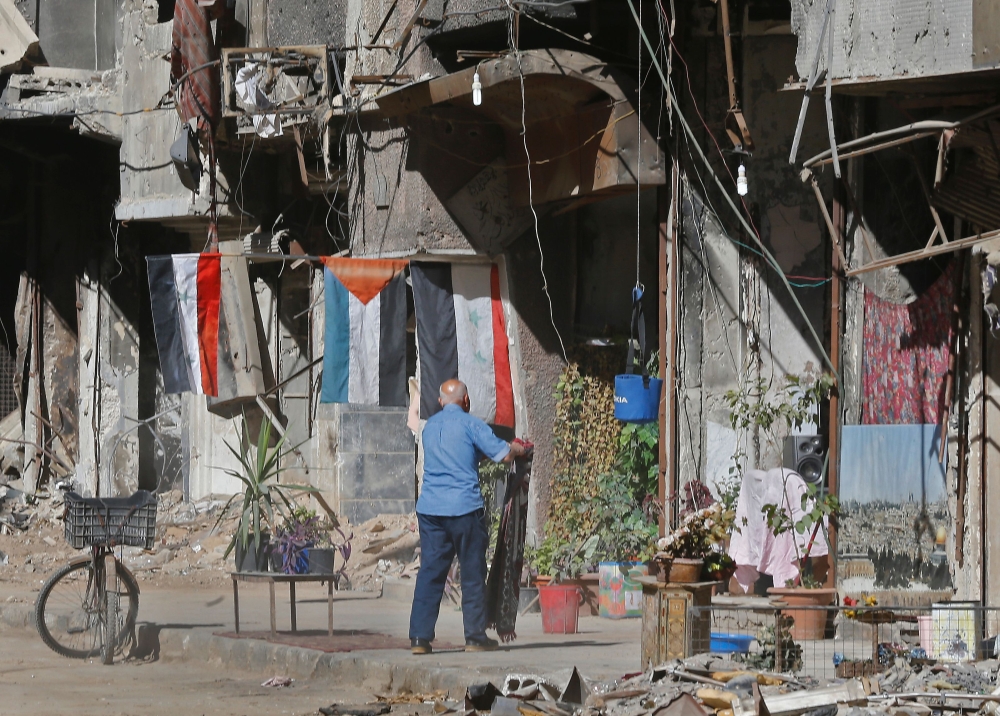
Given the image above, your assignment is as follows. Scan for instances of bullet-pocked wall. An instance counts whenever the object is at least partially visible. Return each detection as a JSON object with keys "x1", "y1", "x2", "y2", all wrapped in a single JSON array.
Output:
[{"x1": 675, "y1": 25, "x2": 831, "y2": 539}]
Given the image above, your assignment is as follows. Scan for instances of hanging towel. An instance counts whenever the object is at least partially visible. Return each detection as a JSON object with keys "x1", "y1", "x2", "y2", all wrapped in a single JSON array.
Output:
[
  {"x1": 320, "y1": 257, "x2": 409, "y2": 406},
  {"x1": 410, "y1": 262, "x2": 515, "y2": 426},
  {"x1": 146, "y1": 253, "x2": 222, "y2": 396}
]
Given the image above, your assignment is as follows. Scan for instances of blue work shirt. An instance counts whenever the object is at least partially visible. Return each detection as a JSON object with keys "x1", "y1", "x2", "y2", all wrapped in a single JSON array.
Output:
[{"x1": 417, "y1": 404, "x2": 511, "y2": 516}]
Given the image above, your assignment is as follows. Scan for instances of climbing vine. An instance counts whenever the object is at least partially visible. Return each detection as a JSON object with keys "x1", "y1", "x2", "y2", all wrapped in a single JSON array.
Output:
[{"x1": 547, "y1": 353, "x2": 623, "y2": 543}]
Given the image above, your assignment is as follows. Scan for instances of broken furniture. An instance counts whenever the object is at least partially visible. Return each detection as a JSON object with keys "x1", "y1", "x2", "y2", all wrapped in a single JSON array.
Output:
[
  {"x1": 638, "y1": 577, "x2": 720, "y2": 666},
  {"x1": 231, "y1": 571, "x2": 338, "y2": 637}
]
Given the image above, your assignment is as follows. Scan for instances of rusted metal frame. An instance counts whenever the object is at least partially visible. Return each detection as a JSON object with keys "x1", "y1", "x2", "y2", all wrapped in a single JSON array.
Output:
[
  {"x1": 839, "y1": 178, "x2": 877, "y2": 263},
  {"x1": 803, "y1": 123, "x2": 954, "y2": 167},
  {"x1": 221, "y1": 46, "x2": 329, "y2": 118},
  {"x1": 940, "y1": 254, "x2": 965, "y2": 464},
  {"x1": 845, "y1": 228, "x2": 1000, "y2": 276},
  {"x1": 658, "y1": 183, "x2": 669, "y2": 537},
  {"x1": 955, "y1": 257, "x2": 970, "y2": 565},
  {"x1": 291, "y1": 125, "x2": 310, "y2": 188},
  {"x1": 392, "y1": 0, "x2": 429, "y2": 51},
  {"x1": 350, "y1": 74, "x2": 413, "y2": 85},
  {"x1": 808, "y1": 174, "x2": 848, "y2": 268},
  {"x1": 720, "y1": 0, "x2": 738, "y2": 109},
  {"x1": 935, "y1": 131, "x2": 948, "y2": 185},
  {"x1": 904, "y1": 144, "x2": 949, "y2": 244},
  {"x1": 827, "y1": 184, "x2": 843, "y2": 589},
  {"x1": 789, "y1": 0, "x2": 837, "y2": 164},
  {"x1": 823, "y1": 2, "x2": 841, "y2": 178},
  {"x1": 370, "y1": 0, "x2": 400, "y2": 46},
  {"x1": 809, "y1": 131, "x2": 939, "y2": 167},
  {"x1": 665, "y1": 164, "x2": 681, "y2": 531}
]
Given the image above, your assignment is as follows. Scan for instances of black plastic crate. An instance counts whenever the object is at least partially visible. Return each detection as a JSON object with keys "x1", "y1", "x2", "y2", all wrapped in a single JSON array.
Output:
[{"x1": 63, "y1": 491, "x2": 158, "y2": 549}]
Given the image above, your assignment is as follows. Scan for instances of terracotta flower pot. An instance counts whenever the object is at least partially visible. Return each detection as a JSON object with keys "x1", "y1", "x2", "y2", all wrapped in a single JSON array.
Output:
[{"x1": 767, "y1": 587, "x2": 837, "y2": 640}]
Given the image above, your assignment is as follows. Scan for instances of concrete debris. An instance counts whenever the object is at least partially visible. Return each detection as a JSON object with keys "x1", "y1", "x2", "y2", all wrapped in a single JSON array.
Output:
[
  {"x1": 260, "y1": 676, "x2": 293, "y2": 688},
  {"x1": 319, "y1": 705, "x2": 392, "y2": 716}
]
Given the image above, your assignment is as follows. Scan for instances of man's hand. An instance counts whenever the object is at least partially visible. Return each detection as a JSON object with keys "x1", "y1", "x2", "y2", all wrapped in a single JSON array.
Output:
[{"x1": 502, "y1": 440, "x2": 527, "y2": 463}]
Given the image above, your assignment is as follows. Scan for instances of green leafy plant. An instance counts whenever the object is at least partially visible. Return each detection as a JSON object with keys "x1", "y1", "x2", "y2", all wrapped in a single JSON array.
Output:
[
  {"x1": 215, "y1": 413, "x2": 314, "y2": 560},
  {"x1": 550, "y1": 533, "x2": 600, "y2": 583},
  {"x1": 585, "y1": 472, "x2": 658, "y2": 562},
  {"x1": 724, "y1": 371, "x2": 837, "y2": 587},
  {"x1": 618, "y1": 422, "x2": 659, "y2": 500},
  {"x1": 762, "y1": 480, "x2": 840, "y2": 587}
]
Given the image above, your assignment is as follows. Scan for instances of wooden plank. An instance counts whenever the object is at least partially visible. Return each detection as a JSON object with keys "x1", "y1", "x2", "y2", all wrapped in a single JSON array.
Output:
[{"x1": 759, "y1": 680, "x2": 870, "y2": 716}]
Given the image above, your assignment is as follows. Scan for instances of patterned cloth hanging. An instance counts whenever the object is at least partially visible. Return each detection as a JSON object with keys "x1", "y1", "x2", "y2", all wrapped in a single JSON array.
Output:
[{"x1": 862, "y1": 264, "x2": 955, "y2": 425}]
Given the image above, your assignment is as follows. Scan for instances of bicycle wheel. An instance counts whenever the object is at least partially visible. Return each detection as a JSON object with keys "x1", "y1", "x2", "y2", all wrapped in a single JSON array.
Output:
[
  {"x1": 35, "y1": 559, "x2": 139, "y2": 659},
  {"x1": 101, "y1": 591, "x2": 119, "y2": 665}
]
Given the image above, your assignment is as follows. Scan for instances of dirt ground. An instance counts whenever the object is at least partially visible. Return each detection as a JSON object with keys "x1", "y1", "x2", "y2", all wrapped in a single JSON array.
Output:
[{"x1": 0, "y1": 624, "x2": 431, "y2": 716}]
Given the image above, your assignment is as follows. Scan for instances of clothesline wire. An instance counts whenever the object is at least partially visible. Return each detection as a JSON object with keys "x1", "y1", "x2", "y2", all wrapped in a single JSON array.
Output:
[{"x1": 631, "y1": 0, "x2": 837, "y2": 377}]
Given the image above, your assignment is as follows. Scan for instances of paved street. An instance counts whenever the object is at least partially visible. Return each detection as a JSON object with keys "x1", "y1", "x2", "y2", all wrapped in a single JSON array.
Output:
[{"x1": 1, "y1": 579, "x2": 643, "y2": 715}]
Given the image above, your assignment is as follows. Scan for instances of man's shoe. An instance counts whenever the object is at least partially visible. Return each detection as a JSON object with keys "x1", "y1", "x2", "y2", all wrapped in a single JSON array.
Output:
[
  {"x1": 410, "y1": 638, "x2": 432, "y2": 655},
  {"x1": 465, "y1": 636, "x2": 499, "y2": 652}
]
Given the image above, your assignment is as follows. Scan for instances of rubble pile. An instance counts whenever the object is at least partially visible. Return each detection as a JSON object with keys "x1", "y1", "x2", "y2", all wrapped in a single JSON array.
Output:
[
  {"x1": 437, "y1": 653, "x2": 1000, "y2": 716},
  {"x1": 0, "y1": 478, "x2": 419, "y2": 592}
]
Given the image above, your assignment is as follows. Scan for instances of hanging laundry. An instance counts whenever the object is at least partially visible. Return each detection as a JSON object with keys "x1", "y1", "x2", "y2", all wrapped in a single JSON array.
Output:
[
  {"x1": 410, "y1": 262, "x2": 514, "y2": 427},
  {"x1": 146, "y1": 253, "x2": 222, "y2": 396},
  {"x1": 320, "y1": 257, "x2": 409, "y2": 406}
]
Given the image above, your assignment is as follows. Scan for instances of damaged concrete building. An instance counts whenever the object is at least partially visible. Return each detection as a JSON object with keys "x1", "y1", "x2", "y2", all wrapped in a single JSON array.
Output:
[
  {"x1": 0, "y1": 0, "x2": 664, "y2": 539},
  {"x1": 4, "y1": 0, "x2": 1000, "y2": 609}
]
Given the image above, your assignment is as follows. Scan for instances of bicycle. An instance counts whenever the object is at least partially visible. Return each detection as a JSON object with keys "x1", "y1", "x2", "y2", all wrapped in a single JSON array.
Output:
[{"x1": 34, "y1": 489, "x2": 158, "y2": 665}]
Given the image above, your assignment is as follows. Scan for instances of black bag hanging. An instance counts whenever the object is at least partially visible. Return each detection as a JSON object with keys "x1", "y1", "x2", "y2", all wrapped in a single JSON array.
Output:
[{"x1": 614, "y1": 287, "x2": 663, "y2": 424}]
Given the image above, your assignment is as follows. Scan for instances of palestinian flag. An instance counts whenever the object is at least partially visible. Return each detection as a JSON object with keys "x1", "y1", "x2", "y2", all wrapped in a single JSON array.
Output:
[
  {"x1": 146, "y1": 253, "x2": 221, "y2": 396},
  {"x1": 410, "y1": 262, "x2": 514, "y2": 427},
  {"x1": 320, "y1": 257, "x2": 409, "y2": 406}
]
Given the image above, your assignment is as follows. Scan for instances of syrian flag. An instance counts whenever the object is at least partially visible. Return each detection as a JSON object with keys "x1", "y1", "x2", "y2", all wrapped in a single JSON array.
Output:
[
  {"x1": 320, "y1": 257, "x2": 409, "y2": 406},
  {"x1": 146, "y1": 253, "x2": 221, "y2": 396},
  {"x1": 411, "y1": 262, "x2": 514, "y2": 427}
]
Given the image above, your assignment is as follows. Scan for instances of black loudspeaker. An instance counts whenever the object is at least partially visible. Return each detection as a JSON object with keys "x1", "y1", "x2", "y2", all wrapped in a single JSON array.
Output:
[{"x1": 783, "y1": 434, "x2": 827, "y2": 485}]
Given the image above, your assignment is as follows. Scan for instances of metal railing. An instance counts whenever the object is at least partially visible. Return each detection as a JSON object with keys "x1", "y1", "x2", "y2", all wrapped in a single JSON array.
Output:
[{"x1": 689, "y1": 603, "x2": 1000, "y2": 681}]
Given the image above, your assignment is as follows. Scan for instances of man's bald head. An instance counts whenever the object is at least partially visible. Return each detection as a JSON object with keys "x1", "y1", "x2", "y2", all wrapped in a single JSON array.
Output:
[{"x1": 439, "y1": 379, "x2": 468, "y2": 405}]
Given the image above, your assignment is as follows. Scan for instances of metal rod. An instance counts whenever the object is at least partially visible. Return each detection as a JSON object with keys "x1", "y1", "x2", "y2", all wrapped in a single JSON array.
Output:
[
  {"x1": 847, "y1": 229, "x2": 1000, "y2": 276},
  {"x1": 810, "y1": 132, "x2": 939, "y2": 166},
  {"x1": 824, "y1": 0, "x2": 841, "y2": 178},
  {"x1": 789, "y1": 0, "x2": 837, "y2": 164},
  {"x1": 810, "y1": 176, "x2": 848, "y2": 267}
]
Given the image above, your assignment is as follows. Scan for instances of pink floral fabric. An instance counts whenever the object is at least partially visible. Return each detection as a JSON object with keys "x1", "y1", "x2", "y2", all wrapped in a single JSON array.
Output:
[{"x1": 863, "y1": 265, "x2": 954, "y2": 425}]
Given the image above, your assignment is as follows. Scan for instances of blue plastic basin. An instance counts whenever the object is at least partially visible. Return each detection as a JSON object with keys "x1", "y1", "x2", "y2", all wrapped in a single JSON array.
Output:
[{"x1": 710, "y1": 632, "x2": 755, "y2": 653}]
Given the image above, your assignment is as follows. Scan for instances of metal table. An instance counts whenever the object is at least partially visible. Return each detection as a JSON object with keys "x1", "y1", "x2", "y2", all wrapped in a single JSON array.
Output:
[{"x1": 231, "y1": 572, "x2": 338, "y2": 636}]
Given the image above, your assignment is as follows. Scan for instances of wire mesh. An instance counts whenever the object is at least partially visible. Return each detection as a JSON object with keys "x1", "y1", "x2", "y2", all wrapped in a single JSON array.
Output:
[{"x1": 689, "y1": 604, "x2": 1000, "y2": 681}]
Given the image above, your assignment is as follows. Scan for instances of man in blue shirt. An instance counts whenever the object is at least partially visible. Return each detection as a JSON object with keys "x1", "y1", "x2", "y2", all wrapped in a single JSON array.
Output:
[{"x1": 409, "y1": 379, "x2": 525, "y2": 654}]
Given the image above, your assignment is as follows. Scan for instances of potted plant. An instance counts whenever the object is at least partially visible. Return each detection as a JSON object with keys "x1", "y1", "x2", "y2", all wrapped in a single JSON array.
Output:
[
  {"x1": 215, "y1": 413, "x2": 314, "y2": 572},
  {"x1": 725, "y1": 371, "x2": 839, "y2": 638},
  {"x1": 585, "y1": 472, "x2": 658, "y2": 618},
  {"x1": 761, "y1": 480, "x2": 840, "y2": 639},
  {"x1": 534, "y1": 533, "x2": 599, "y2": 634},
  {"x1": 654, "y1": 502, "x2": 734, "y2": 583},
  {"x1": 271, "y1": 507, "x2": 329, "y2": 574}
]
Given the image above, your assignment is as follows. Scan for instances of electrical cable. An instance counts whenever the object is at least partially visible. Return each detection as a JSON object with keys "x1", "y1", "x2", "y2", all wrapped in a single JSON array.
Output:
[
  {"x1": 629, "y1": 0, "x2": 837, "y2": 377},
  {"x1": 636, "y1": 0, "x2": 642, "y2": 291},
  {"x1": 505, "y1": 1, "x2": 568, "y2": 363}
]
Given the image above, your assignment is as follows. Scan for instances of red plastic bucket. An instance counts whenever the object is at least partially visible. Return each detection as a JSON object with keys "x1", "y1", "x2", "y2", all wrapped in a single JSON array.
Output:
[{"x1": 538, "y1": 584, "x2": 581, "y2": 634}]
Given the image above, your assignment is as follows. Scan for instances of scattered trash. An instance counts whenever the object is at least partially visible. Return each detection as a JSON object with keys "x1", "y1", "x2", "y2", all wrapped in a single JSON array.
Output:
[
  {"x1": 376, "y1": 690, "x2": 450, "y2": 705},
  {"x1": 319, "y1": 705, "x2": 392, "y2": 716},
  {"x1": 261, "y1": 676, "x2": 293, "y2": 688}
]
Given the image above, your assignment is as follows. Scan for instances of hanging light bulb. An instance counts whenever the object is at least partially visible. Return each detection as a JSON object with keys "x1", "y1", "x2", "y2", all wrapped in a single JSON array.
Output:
[
  {"x1": 472, "y1": 72, "x2": 483, "y2": 106},
  {"x1": 737, "y1": 162, "x2": 748, "y2": 196}
]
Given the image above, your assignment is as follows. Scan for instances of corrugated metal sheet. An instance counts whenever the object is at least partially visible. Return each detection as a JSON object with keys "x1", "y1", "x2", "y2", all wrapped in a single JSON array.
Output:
[{"x1": 932, "y1": 121, "x2": 1000, "y2": 230}]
